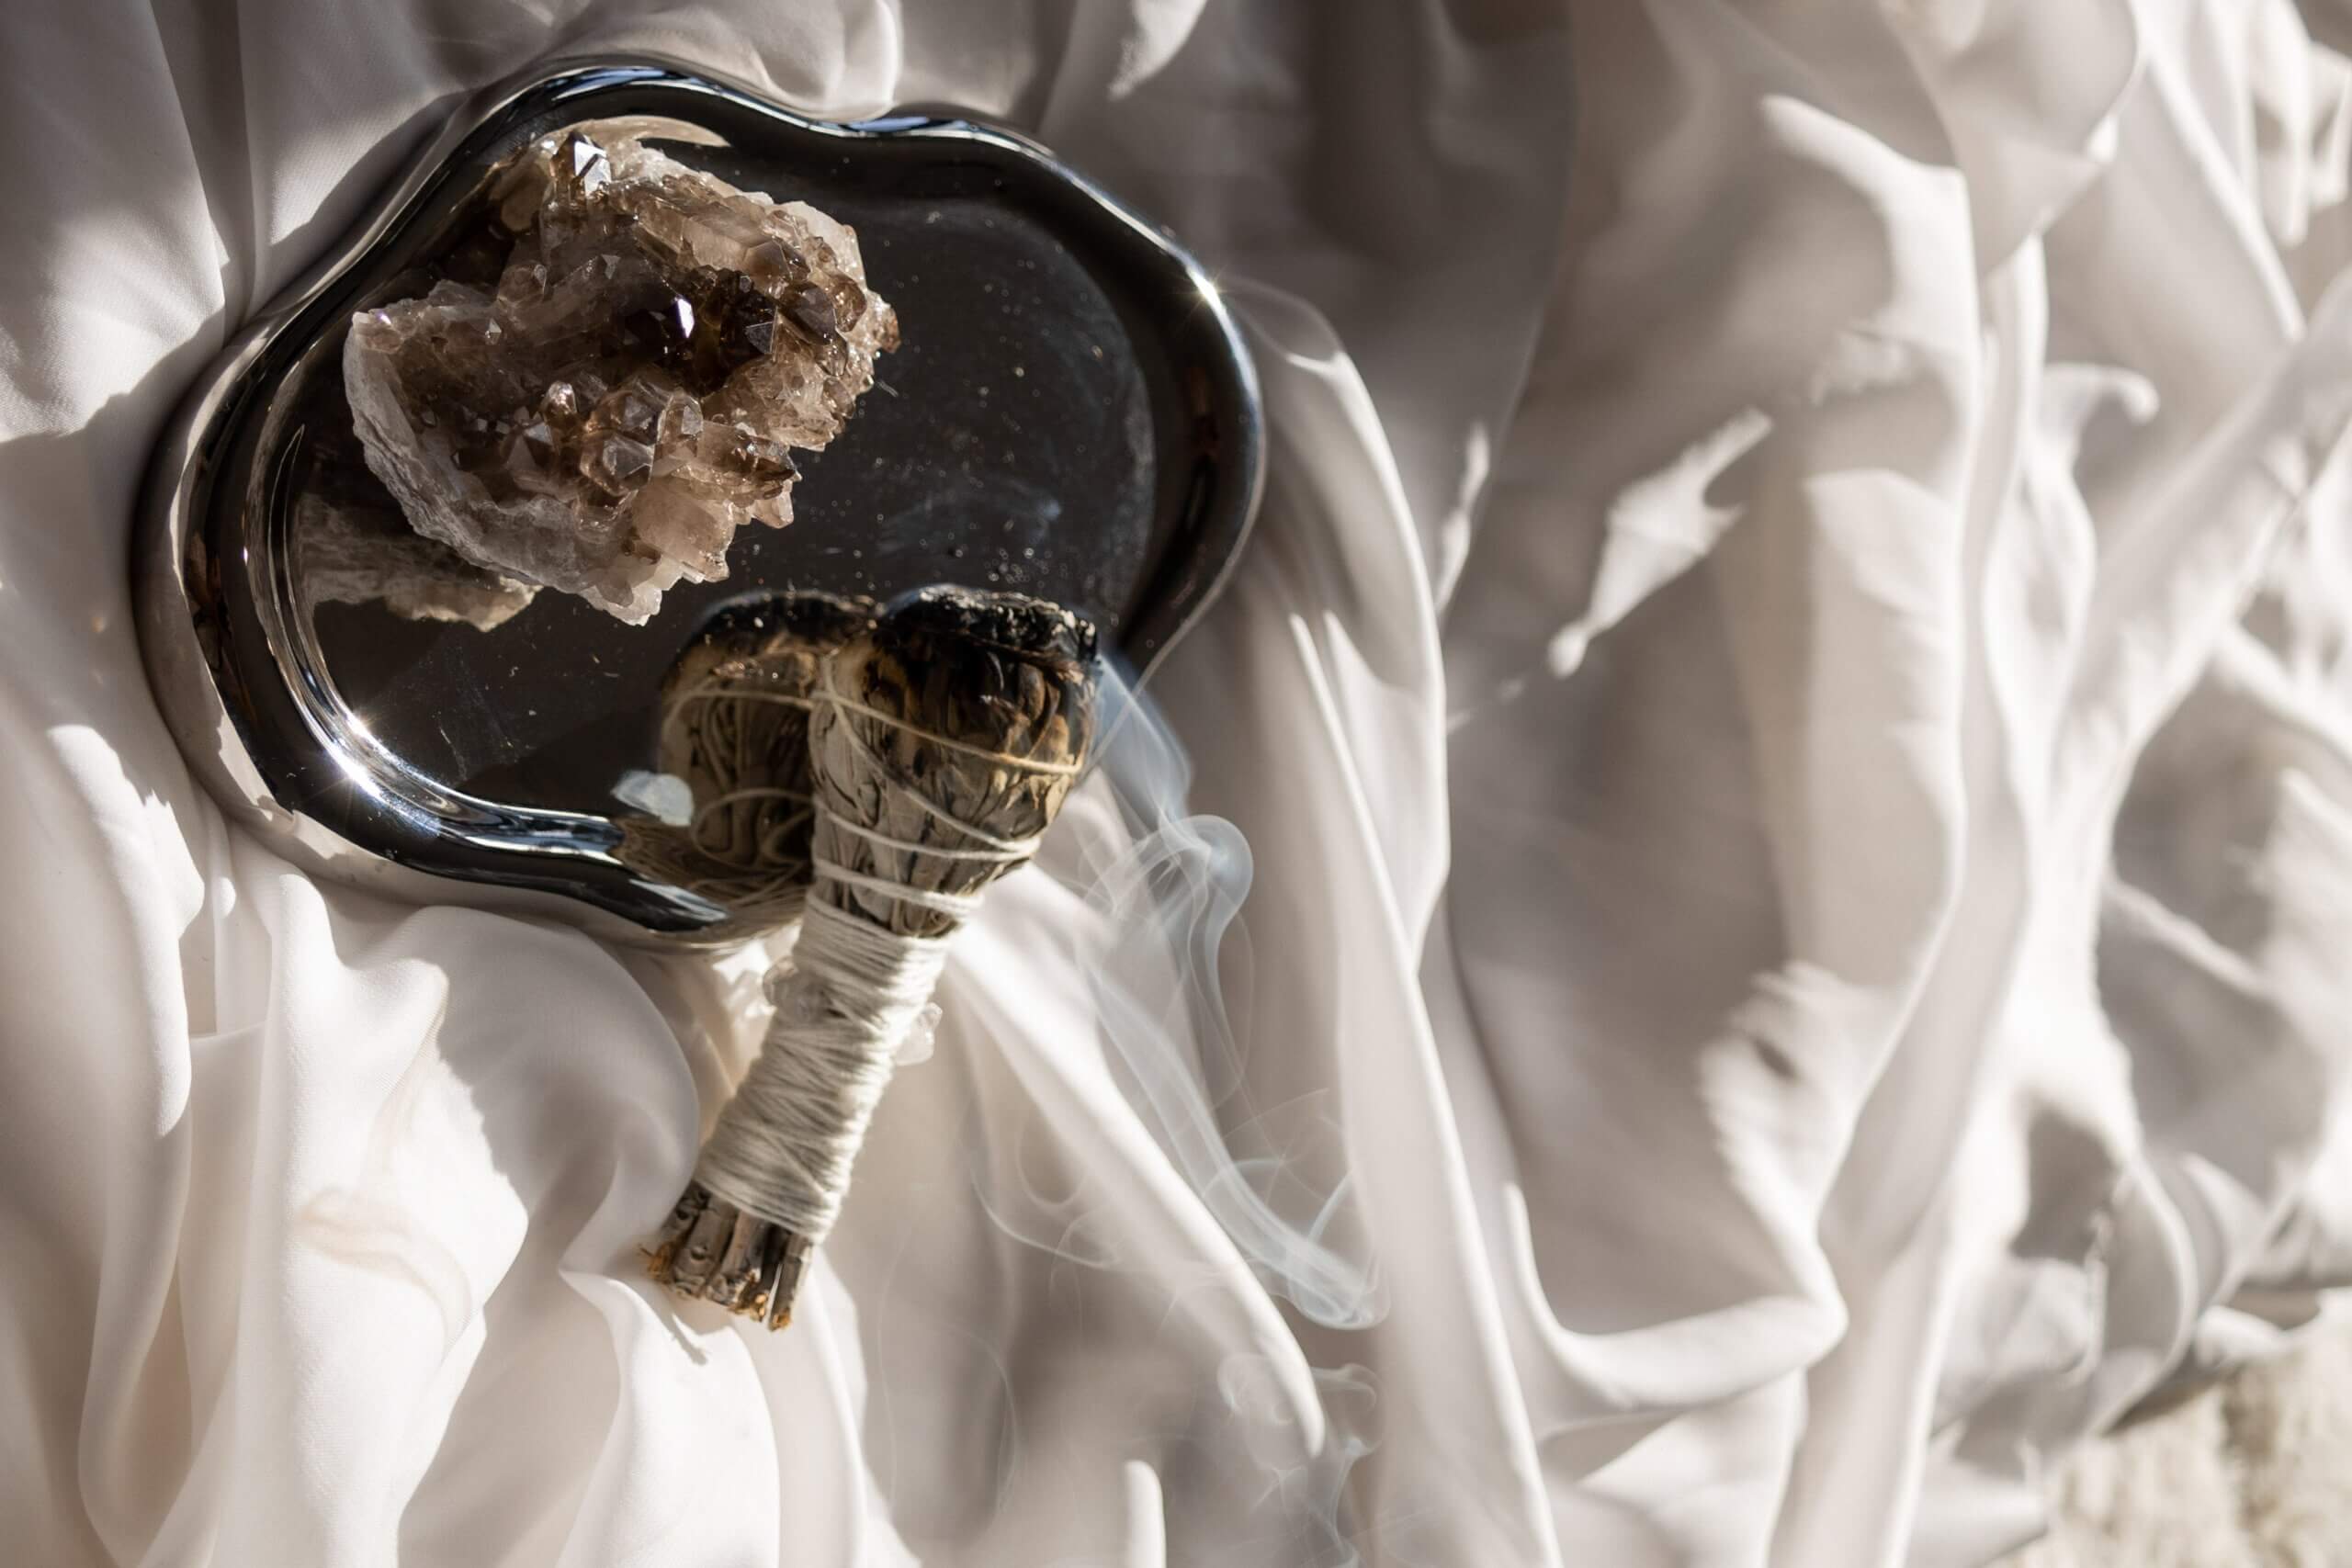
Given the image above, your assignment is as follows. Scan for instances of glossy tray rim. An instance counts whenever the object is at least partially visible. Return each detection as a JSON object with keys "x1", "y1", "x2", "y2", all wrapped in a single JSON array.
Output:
[{"x1": 135, "y1": 54, "x2": 1263, "y2": 946}]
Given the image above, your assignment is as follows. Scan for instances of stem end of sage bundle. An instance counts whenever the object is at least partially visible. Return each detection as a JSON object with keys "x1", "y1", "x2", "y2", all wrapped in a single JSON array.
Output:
[{"x1": 645, "y1": 1179, "x2": 813, "y2": 1330}]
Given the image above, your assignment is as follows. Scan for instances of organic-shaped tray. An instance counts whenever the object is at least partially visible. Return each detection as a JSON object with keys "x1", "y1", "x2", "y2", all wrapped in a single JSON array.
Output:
[{"x1": 136, "y1": 58, "x2": 1262, "y2": 943}]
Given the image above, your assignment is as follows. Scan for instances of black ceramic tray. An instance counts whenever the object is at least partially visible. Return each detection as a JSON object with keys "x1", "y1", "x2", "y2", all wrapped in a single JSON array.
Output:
[{"x1": 136, "y1": 58, "x2": 1262, "y2": 943}]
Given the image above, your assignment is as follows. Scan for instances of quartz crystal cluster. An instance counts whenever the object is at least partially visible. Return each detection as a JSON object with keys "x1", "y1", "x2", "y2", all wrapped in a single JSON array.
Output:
[{"x1": 344, "y1": 130, "x2": 898, "y2": 624}]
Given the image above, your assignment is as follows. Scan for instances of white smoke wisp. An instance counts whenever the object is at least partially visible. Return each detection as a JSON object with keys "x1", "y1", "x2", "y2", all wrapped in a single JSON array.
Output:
[
  {"x1": 1014, "y1": 666, "x2": 1385, "y2": 1332},
  {"x1": 1214, "y1": 1356, "x2": 1384, "y2": 1568}
]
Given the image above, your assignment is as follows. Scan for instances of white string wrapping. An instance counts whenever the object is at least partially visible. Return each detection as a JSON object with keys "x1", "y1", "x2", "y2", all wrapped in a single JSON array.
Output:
[
  {"x1": 686, "y1": 675, "x2": 1049, "y2": 1240},
  {"x1": 691, "y1": 901, "x2": 952, "y2": 1236}
]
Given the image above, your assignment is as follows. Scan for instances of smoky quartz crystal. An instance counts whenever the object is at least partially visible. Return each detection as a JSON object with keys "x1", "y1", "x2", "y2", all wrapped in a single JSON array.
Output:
[{"x1": 343, "y1": 130, "x2": 899, "y2": 624}]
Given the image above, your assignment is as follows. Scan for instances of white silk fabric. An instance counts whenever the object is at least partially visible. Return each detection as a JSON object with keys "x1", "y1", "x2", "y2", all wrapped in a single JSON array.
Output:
[{"x1": 7, "y1": 2, "x2": 2352, "y2": 1564}]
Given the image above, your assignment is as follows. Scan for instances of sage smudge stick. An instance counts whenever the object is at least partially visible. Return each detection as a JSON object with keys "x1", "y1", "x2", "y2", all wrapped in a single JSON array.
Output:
[{"x1": 648, "y1": 586, "x2": 1100, "y2": 1326}]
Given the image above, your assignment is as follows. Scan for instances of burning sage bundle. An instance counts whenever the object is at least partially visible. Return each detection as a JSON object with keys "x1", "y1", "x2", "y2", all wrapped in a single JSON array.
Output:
[{"x1": 648, "y1": 585, "x2": 1100, "y2": 1326}]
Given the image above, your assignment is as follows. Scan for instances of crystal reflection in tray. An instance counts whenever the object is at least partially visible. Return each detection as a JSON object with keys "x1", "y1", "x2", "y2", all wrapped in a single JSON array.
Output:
[{"x1": 150, "y1": 62, "x2": 1262, "y2": 940}]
